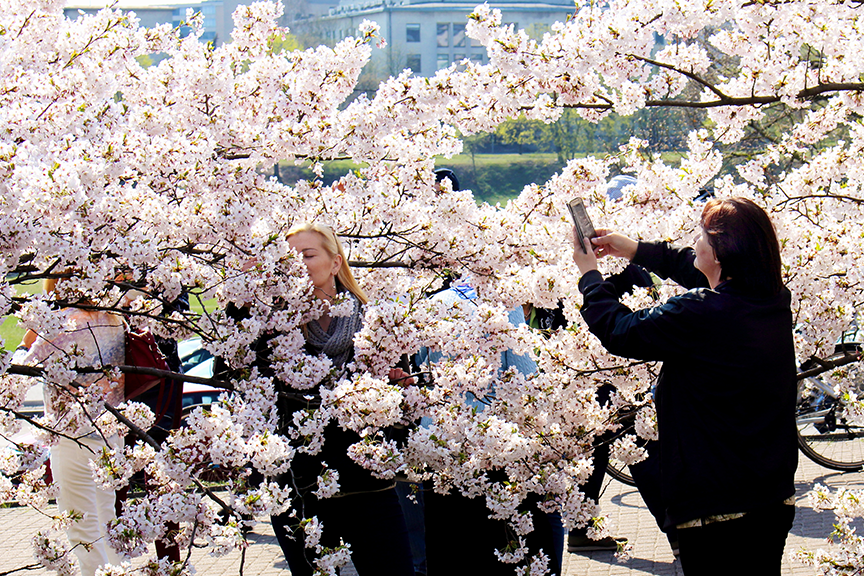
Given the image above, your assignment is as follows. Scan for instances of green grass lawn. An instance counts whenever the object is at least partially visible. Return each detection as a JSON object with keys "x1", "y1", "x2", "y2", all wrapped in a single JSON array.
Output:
[
  {"x1": 278, "y1": 151, "x2": 686, "y2": 205},
  {"x1": 435, "y1": 153, "x2": 568, "y2": 205},
  {"x1": 1, "y1": 279, "x2": 42, "y2": 351},
  {"x1": 278, "y1": 152, "x2": 570, "y2": 205},
  {"x1": 0, "y1": 317, "x2": 25, "y2": 351}
]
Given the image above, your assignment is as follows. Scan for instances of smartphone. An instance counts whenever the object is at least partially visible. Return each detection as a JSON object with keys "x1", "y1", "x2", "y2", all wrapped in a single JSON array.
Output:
[{"x1": 567, "y1": 198, "x2": 596, "y2": 254}]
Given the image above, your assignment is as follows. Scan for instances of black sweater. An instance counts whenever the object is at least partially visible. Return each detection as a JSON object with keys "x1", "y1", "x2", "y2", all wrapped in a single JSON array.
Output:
[{"x1": 578, "y1": 241, "x2": 798, "y2": 527}]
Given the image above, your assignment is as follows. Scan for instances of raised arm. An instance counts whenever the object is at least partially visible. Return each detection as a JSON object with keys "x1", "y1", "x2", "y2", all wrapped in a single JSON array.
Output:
[{"x1": 632, "y1": 241, "x2": 710, "y2": 290}]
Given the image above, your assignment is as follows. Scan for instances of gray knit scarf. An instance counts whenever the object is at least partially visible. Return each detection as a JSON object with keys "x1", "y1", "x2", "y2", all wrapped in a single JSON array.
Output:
[{"x1": 305, "y1": 291, "x2": 363, "y2": 370}]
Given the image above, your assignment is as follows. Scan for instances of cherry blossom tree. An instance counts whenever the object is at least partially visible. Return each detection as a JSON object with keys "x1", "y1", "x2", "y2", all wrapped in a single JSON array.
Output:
[{"x1": 1, "y1": 0, "x2": 863, "y2": 574}]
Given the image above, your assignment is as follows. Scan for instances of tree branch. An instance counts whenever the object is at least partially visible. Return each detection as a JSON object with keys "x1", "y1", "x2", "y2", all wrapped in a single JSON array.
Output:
[
  {"x1": 565, "y1": 82, "x2": 864, "y2": 111},
  {"x1": 628, "y1": 54, "x2": 729, "y2": 100},
  {"x1": 6, "y1": 363, "x2": 232, "y2": 389},
  {"x1": 0, "y1": 406, "x2": 87, "y2": 446},
  {"x1": 0, "y1": 562, "x2": 44, "y2": 575},
  {"x1": 798, "y1": 350, "x2": 862, "y2": 380}
]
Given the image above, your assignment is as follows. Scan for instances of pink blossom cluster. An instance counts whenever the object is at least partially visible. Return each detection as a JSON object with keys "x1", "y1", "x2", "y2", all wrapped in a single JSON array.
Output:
[{"x1": 0, "y1": 0, "x2": 863, "y2": 574}]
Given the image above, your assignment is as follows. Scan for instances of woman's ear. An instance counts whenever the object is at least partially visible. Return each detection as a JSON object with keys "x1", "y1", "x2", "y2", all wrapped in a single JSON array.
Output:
[{"x1": 331, "y1": 254, "x2": 343, "y2": 276}]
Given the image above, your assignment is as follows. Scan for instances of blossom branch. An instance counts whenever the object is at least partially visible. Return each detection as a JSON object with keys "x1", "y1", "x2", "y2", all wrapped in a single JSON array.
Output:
[
  {"x1": 798, "y1": 350, "x2": 862, "y2": 380},
  {"x1": 102, "y1": 403, "x2": 235, "y2": 517},
  {"x1": 565, "y1": 82, "x2": 864, "y2": 110},
  {"x1": 628, "y1": 54, "x2": 729, "y2": 101},
  {"x1": 6, "y1": 363, "x2": 232, "y2": 389}
]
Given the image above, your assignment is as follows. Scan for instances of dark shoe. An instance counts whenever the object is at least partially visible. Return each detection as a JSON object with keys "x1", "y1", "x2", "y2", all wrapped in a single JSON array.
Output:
[{"x1": 567, "y1": 535, "x2": 627, "y2": 552}]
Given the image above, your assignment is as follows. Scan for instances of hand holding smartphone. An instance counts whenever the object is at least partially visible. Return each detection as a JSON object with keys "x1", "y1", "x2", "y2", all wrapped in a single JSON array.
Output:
[{"x1": 567, "y1": 198, "x2": 596, "y2": 254}]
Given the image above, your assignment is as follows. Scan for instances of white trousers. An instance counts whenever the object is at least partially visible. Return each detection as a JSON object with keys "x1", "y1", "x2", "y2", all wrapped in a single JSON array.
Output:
[{"x1": 51, "y1": 435, "x2": 123, "y2": 576}]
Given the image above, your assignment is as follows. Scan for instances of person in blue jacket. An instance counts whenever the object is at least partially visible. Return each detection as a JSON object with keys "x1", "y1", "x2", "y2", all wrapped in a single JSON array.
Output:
[
  {"x1": 571, "y1": 197, "x2": 797, "y2": 575},
  {"x1": 415, "y1": 278, "x2": 558, "y2": 575}
]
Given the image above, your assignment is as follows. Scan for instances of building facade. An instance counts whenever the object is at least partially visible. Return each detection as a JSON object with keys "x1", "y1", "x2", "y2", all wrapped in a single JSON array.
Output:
[
  {"x1": 64, "y1": 0, "x2": 313, "y2": 46},
  {"x1": 64, "y1": 0, "x2": 576, "y2": 76},
  {"x1": 306, "y1": 0, "x2": 577, "y2": 77}
]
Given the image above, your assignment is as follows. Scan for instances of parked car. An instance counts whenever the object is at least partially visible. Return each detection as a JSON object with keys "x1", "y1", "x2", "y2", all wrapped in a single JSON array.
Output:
[
  {"x1": 178, "y1": 337, "x2": 213, "y2": 375},
  {"x1": 177, "y1": 337, "x2": 220, "y2": 416}
]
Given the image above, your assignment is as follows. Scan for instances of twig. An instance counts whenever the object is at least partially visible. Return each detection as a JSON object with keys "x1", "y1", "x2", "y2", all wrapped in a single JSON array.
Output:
[
  {"x1": 181, "y1": 517, "x2": 200, "y2": 572},
  {"x1": 0, "y1": 562, "x2": 43, "y2": 575},
  {"x1": 628, "y1": 54, "x2": 729, "y2": 100},
  {"x1": 0, "y1": 406, "x2": 90, "y2": 448}
]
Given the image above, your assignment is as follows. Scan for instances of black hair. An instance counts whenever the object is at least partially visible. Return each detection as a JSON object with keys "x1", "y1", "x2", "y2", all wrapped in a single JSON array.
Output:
[
  {"x1": 434, "y1": 168, "x2": 460, "y2": 192},
  {"x1": 701, "y1": 198, "x2": 784, "y2": 297}
]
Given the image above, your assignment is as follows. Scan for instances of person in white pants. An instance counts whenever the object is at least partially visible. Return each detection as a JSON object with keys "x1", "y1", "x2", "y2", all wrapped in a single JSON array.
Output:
[
  {"x1": 50, "y1": 435, "x2": 123, "y2": 575},
  {"x1": 15, "y1": 277, "x2": 127, "y2": 576}
]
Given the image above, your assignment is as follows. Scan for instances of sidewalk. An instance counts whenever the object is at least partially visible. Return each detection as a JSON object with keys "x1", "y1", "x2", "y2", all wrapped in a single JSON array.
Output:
[{"x1": 1, "y1": 455, "x2": 860, "y2": 575}]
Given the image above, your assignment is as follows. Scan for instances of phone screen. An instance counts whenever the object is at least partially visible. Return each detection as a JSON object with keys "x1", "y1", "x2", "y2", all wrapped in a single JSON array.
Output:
[{"x1": 568, "y1": 198, "x2": 596, "y2": 254}]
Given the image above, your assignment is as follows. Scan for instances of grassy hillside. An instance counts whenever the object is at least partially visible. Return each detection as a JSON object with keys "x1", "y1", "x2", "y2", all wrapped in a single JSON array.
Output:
[
  {"x1": 277, "y1": 152, "x2": 683, "y2": 205},
  {"x1": 431, "y1": 153, "x2": 567, "y2": 205},
  {"x1": 1, "y1": 279, "x2": 41, "y2": 351},
  {"x1": 277, "y1": 153, "x2": 569, "y2": 205}
]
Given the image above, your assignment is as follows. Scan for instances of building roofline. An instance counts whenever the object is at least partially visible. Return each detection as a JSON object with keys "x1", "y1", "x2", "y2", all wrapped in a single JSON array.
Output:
[
  {"x1": 65, "y1": 1, "x2": 181, "y2": 8},
  {"x1": 326, "y1": 1, "x2": 576, "y2": 18}
]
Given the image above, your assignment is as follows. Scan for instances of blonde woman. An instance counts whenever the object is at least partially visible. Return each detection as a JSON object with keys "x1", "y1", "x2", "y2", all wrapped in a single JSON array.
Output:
[{"x1": 227, "y1": 223, "x2": 414, "y2": 576}]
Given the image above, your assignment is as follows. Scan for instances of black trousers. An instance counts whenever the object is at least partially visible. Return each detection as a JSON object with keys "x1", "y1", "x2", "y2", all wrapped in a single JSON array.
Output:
[
  {"x1": 629, "y1": 439, "x2": 678, "y2": 544},
  {"x1": 425, "y1": 487, "x2": 557, "y2": 576},
  {"x1": 677, "y1": 503, "x2": 795, "y2": 576},
  {"x1": 271, "y1": 487, "x2": 414, "y2": 576}
]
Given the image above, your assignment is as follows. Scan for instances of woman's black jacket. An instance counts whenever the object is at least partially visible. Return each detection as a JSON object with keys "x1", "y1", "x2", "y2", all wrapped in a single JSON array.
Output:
[
  {"x1": 215, "y1": 303, "x2": 392, "y2": 496},
  {"x1": 578, "y1": 241, "x2": 798, "y2": 528}
]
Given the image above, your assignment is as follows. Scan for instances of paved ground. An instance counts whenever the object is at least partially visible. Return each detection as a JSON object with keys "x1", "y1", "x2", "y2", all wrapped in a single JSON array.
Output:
[{"x1": 0, "y1": 454, "x2": 860, "y2": 575}]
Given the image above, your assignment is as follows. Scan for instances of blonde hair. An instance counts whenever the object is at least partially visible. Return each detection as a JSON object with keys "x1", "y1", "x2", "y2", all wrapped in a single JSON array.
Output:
[{"x1": 286, "y1": 222, "x2": 368, "y2": 305}]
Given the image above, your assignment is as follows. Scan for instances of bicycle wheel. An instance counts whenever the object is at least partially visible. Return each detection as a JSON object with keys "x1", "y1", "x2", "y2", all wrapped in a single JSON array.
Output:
[
  {"x1": 606, "y1": 458, "x2": 636, "y2": 486},
  {"x1": 797, "y1": 352, "x2": 864, "y2": 471}
]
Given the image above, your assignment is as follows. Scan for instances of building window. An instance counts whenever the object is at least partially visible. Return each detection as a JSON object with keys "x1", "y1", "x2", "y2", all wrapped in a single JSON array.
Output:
[
  {"x1": 469, "y1": 53, "x2": 484, "y2": 64},
  {"x1": 437, "y1": 23, "x2": 449, "y2": 47},
  {"x1": 437, "y1": 53, "x2": 449, "y2": 69},
  {"x1": 406, "y1": 54, "x2": 421, "y2": 73},
  {"x1": 406, "y1": 23, "x2": 420, "y2": 42},
  {"x1": 453, "y1": 23, "x2": 466, "y2": 47},
  {"x1": 454, "y1": 53, "x2": 465, "y2": 63}
]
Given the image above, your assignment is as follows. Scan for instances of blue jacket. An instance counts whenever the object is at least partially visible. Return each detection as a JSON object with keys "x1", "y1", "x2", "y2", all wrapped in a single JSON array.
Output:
[
  {"x1": 415, "y1": 282, "x2": 537, "y2": 415},
  {"x1": 578, "y1": 241, "x2": 798, "y2": 527}
]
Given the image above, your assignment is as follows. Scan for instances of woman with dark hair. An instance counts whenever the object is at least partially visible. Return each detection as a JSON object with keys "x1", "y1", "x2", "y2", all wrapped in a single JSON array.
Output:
[{"x1": 570, "y1": 198, "x2": 797, "y2": 575}]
